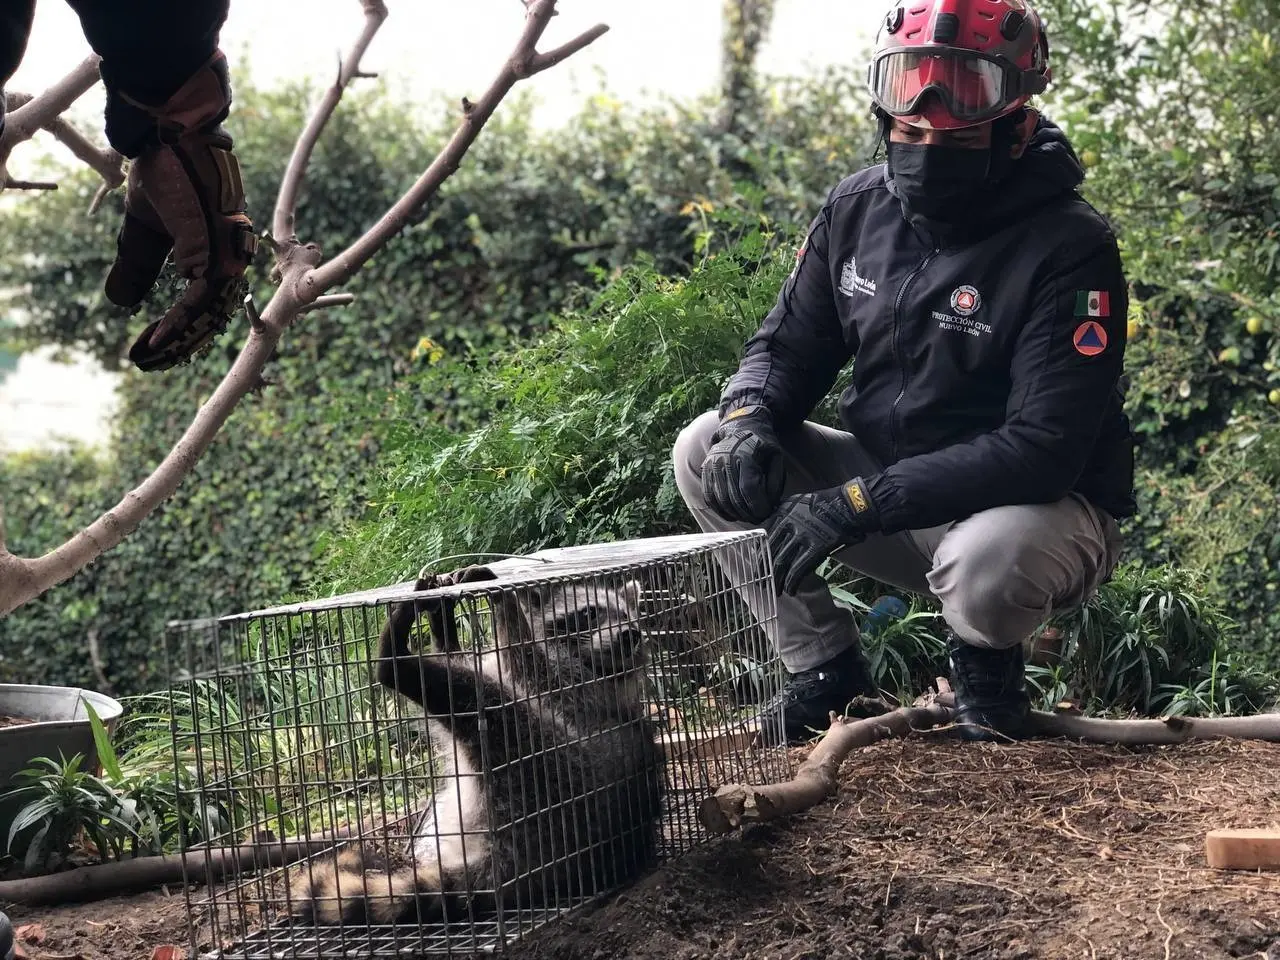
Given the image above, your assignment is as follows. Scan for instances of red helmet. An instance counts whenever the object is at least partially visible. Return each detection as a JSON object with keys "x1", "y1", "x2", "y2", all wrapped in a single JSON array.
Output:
[{"x1": 867, "y1": 0, "x2": 1051, "y2": 130}]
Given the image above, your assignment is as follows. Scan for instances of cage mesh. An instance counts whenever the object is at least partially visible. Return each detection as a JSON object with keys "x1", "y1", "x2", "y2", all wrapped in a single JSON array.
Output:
[{"x1": 160, "y1": 531, "x2": 791, "y2": 958}]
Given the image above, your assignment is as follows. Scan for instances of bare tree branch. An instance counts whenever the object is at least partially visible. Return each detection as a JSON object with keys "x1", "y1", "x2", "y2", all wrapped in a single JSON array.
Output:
[
  {"x1": 41, "y1": 116, "x2": 125, "y2": 199},
  {"x1": 298, "y1": 293, "x2": 356, "y2": 314},
  {"x1": 272, "y1": 0, "x2": 389, "y2": 242},
  {"x1": 2, "y1": 69, "x2": 125, "y2": 205},
  {"x1": 86, "y1": 627, "x2": 113, "y2": 696},
  {"x1": 3, "y1": 178, "x2": 57, "y2": 191},
  {"x1": 0, "y1": 56, "x2": 101, "y2": 149},
  {"x1": 0, "y1": 0, "x2": 609, "y2": 617},
  {"x1": 699, "y1": 690, "x2": 1280, "y2": 835},
  {"x1": 300, "y1": 0, "x2": 609, "y2": 295},
  {"x1": 525, "y1": 24, "x2": 610, "y2": 75}
]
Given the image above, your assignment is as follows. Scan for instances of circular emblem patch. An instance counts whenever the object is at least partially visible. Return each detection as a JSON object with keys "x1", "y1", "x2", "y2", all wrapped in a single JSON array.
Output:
[
  {"x1": 1073, "y1": 320, "x2": 1108, "y2": 357},
  {"x1": 950, "y1": 285, "x2": 981, "y2": 317}
]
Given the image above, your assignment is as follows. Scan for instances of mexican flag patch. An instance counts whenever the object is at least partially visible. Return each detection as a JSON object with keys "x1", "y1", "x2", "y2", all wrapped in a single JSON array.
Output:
[{"x1": 1075, "y1": 290, "x2": 1110, "y2": 317}]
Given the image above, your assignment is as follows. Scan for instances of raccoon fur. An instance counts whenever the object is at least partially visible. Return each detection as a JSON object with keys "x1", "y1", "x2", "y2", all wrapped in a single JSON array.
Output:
[{"x1": 288, "y1": 564, "x2": 665, "y2": 926}]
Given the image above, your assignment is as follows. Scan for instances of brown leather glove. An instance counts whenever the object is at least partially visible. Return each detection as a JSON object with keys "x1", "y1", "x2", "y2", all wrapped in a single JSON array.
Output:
[{"x1": 104, "y1": 52, "x2": 257, "y2": 373}]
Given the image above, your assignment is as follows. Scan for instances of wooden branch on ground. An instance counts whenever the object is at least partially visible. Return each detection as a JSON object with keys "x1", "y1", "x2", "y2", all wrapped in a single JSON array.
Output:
[
  {"x1": 700, "y1": 688, "x2": 1280, "y2": 835},
  {"x1": 0, "y1": 834, "x2": 351, "y2": 907},
  {"x1": 0, "y1": 0, "x2": 609, "y2": 618},
  {"x1": 1025, "y1": 709, "x2": 1280, "y2": 744},
  {"x1": 698, "y1": 702, "x2": 952, "y2": 834}
]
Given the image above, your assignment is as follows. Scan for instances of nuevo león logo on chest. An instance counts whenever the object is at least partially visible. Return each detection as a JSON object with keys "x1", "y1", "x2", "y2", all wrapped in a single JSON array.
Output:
[{"x1": 838, "y1": 257, "x2": 877, "y2": 297}]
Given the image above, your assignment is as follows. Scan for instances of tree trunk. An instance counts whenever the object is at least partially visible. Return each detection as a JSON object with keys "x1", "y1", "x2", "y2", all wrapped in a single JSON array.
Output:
[{"x1": 718, "y1": 0, "x2": 777, "y2": 140}]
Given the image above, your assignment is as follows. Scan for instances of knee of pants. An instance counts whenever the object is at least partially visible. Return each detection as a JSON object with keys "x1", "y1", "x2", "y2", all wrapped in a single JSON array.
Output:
[
  {"x1": 671, "y1": 409, "x2": 720, "y2": 507},
  {"x1": 927, "y1": 506, "x2": 1060, "y2": 650}
]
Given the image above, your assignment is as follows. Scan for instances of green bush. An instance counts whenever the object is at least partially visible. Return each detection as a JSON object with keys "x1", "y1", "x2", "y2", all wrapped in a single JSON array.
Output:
[
  {"x1": 317, "y1": 219, "x2": 799, "y2": 593},
  {"x1": 1035, "y1": 0, "x2": 1280, "y2": 661},
  {"x1": 0, "y1": 66, "x2": 876, "y2": 694}
]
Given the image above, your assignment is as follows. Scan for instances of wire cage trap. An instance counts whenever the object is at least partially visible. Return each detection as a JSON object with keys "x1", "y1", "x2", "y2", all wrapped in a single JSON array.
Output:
[{"x1": 159, "y1": 530, "x2": 792, "y2": 958}]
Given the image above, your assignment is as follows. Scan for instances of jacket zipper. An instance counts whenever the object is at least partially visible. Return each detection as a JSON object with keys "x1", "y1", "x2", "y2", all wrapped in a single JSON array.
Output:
[{"x1": 889, "y1": 248, "x2": 938, "y2": 462}]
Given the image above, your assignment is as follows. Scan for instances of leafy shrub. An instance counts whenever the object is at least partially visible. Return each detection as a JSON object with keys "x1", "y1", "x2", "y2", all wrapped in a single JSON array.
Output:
[
  {"x1": 1035, "y1": 0, "x2": 1280, "y2": 660},
  {"x1": 0, "y1": 66, "x2": 876, "y2": 693},
  {"x1": 1, "y1": 751, "x2": 133, "y2": 873},
  {"x1": 316, "y1": 219, "x2": 800, "y2": 593}
]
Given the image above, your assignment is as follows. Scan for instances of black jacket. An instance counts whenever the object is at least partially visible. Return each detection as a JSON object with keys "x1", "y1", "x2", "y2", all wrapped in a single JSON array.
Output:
[
  {"x1": 720, "y1": 118, "x2": 1136, "y2": 533},
  {"x1": 0, "y1": 0, "x2": 229, "y2": 157}
]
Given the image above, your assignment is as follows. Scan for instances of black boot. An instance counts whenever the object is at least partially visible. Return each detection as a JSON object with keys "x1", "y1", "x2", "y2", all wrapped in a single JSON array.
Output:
[
  {"x1": 758, "y1": 644, "x2": 877, "y2": 746},
  {"x1": 0, "y1": 909, "x2": 13, "y2": 960},
  {"x1": 946, "y1": 631, "x2": 1031, "y2": 742}
]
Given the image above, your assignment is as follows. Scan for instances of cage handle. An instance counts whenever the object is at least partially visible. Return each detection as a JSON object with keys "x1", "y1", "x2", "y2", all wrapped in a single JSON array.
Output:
[{"x1": 417, "y1": 551, "x2": 551, "y2": 581}]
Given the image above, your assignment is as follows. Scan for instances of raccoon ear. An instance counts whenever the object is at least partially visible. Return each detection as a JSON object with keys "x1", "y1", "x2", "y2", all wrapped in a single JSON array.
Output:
[{"x1": 622, "y1": 579, "x2": 642, "y2": 611}]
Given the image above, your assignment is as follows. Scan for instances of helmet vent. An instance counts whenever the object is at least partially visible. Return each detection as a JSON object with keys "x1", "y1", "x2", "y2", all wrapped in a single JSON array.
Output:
[{"x1": 933, "y1": 12, "x2": 961, "y2": 43}]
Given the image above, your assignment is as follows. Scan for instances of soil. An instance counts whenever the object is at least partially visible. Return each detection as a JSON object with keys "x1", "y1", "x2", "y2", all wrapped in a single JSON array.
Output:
[
  {"x1": 5, "y1": 738, "x2": 1280, "y2": 960},
  {"x1": 0, "y1": 716, "x2": 35, "y2": 729}
]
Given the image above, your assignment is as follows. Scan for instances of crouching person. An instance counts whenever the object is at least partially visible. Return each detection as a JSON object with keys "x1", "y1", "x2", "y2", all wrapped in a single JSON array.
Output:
[{"x1": 672, "y1": 0, "x2": 1134, "y2": 746}]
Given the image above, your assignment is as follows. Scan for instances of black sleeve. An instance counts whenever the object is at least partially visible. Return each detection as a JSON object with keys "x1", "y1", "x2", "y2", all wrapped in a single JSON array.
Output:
[
  {"x1": 862, "y1": 234, "x2": 1129, "y2": 533},
  {"x1": 0, "y1": 0, "x2": 36, "y2": 91},
  {"x1": 63, "y1": 0, "x2": 229, "y2": 102},
  {"x1": 62, "y1": 0, "x2": 230, "y2": 156},
  {"x1": 718, "y1": 197, "x2": 855, "y2": 429}
]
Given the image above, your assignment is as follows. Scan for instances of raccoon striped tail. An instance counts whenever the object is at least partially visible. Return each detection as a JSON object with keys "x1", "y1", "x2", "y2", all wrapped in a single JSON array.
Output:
[{"x1": 287, "y1": 847, "x2": 477, "y2": 926}]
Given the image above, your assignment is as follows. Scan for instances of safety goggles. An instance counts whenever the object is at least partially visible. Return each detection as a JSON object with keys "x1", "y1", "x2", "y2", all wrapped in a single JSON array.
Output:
[{"x1": 868, "y1": 47, "x2": 1046, "y2": 124}]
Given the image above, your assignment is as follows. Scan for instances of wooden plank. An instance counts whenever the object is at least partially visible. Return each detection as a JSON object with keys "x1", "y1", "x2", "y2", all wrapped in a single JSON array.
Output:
[{"x1": 1205, "y1": 828, "x2": 1280, "y2": 870}]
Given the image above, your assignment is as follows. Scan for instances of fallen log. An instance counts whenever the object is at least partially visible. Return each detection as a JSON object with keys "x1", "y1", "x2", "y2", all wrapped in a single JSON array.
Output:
[
  {"x1": 0, "y1": 831, "x2": 357, "y2": 907},
  {"x1": 700, "y1": 688, "x2": 1280, "y2": 834}
]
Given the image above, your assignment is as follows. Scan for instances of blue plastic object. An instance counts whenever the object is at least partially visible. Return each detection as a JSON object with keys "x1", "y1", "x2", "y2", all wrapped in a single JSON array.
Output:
[{"x1": 862, "y1": 594, "x2": 908, "y2": 637}]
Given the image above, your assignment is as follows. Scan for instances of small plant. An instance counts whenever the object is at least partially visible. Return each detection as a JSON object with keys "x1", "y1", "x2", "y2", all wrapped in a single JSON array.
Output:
[
  {"x1": 827, "y1": 573, "x2": 947, "y2": 704},
  {"x1": 1, "y1": 751, "x2": 137, "y2": 873},
  {"x1": 1045, "y1": 561, "x2": 1265, "y2": 716}
]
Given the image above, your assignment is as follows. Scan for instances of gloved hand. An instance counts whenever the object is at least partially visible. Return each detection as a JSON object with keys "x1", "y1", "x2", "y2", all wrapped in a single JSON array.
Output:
[
  {"x1": 766, "y1": 477, "x2": 880, "y2": 594},
  {"x1": 105, "y1": 52, "x2": 257, "y2": 373},
  {"x1": 700, "y1": 405, "x2": 786, "y2": 523}
]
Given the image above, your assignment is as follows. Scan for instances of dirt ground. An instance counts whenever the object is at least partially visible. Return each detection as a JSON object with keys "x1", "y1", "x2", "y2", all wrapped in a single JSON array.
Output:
[{"x1": 5, "y1": 738, "x2": 1280, "y2": 960}]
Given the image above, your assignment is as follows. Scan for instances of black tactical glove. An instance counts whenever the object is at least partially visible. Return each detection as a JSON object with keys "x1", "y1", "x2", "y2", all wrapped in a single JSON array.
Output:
[
  {"x1": 765, "y1": 477, "x2": 881, "y2": 594},
  {"x1": 701, "y1": 405, "x2": 786, "y2": 523}
]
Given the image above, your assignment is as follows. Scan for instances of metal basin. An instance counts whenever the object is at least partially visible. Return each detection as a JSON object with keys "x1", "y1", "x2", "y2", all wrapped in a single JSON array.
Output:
[{"x1": 0, "y1": 684, "x2": 125, "y2": 840}]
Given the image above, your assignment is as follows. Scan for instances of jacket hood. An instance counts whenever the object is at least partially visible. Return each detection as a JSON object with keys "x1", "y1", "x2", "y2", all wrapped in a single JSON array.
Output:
[{"x1": 886, "y1": 115, "x2": 1085, "y2": 245}]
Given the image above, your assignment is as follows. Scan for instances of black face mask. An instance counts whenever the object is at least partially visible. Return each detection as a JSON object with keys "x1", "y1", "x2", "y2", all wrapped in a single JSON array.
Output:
[{"x1": 886, "y1": 141, "x2": 994, "y2": 222}]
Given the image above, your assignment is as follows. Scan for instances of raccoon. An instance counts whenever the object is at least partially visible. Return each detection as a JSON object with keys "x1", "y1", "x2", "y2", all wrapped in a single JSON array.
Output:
[{"x1": 288, "y1": 564, "x2": 665, "y2": 926}]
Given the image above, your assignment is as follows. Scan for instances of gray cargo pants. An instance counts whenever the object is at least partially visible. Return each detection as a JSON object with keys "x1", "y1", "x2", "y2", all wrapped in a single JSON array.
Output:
[{"x1": 672, "y1": 410, "x2": 1125, "y2": 673}]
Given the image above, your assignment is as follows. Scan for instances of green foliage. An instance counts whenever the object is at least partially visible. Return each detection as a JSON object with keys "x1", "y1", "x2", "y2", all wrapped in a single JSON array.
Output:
[
  {"x1": 828, "y1": 561, "x2": 1276, "y2": 718},
  {"x1": 319, "y1": 220, "x2": 795, "y2": 592},
  {"x1": 0, "y1": 66, "x2": 875, "y2": 694},
  {"x1": 1035, "y1": 0, "x2": 1280, "y2": 659},
  {"x1": 1040, "y1": 562, "x2": 1277, "y2": 716},
  {"x1": 1, "y1": 751, "x2": 136, "y2": 873}
]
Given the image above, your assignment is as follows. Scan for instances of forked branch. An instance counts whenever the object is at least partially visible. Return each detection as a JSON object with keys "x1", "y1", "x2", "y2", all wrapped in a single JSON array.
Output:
[
  {"x1": 272, "y1": 0, "x2": 389, "y2": 242},
  {"x1": 700, "y1": 691, "x2": 1280, "y2": 834},
  {"x1": 0, "y1": 0, "x2": 609, "y2": 618},
  {"x1": 4, "y1": 90, "x2": 125, "y2": 207},
  {"x1": 0, "y1": 55, "x2": 101, "y2": 148},
  {"x1": 300, "y1": 0, "x2": 609, "y2": 295}
]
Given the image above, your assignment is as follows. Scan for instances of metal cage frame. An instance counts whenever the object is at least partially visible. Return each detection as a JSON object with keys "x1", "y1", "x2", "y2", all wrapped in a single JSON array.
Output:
[{"x1": 156, "y1": 531, "x2": 792, "y2": 958}]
